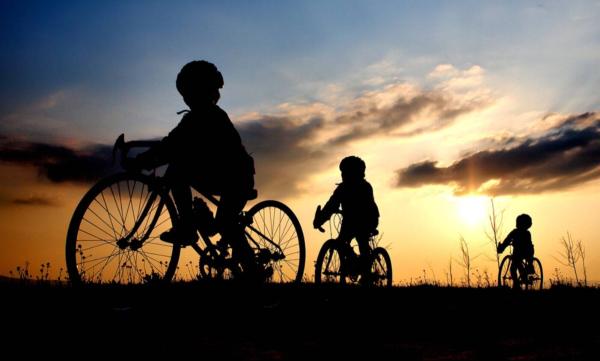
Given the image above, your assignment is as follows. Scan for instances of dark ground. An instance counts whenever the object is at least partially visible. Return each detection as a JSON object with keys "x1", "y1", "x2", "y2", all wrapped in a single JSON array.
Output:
[{"x1": 2, "y1": 280, "x2": 600, "y2": 360}]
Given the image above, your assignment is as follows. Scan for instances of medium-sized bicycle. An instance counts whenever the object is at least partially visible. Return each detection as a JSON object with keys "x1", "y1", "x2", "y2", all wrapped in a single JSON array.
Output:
[
  {"x1": 498, "y1": 246, "x2": 543, "y2": 290},
  {"x1": 314, "y1": 210, "x2": 392, "y2": 286},
  {"x1": 65, "y1": 134, "x2": 305, "y2": 284}
]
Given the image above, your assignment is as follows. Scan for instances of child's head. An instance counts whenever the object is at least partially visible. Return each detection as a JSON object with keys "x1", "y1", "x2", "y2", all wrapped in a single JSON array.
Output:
[
  {"x1": 339, "y1": 156, "x2": 366, "y2": 183},
  {"x1": 176, "y1": 60, "x2": 224, "y2": 108},
  {"x1": 516, "y1": 213, "x2": 532, "y2": 230}
]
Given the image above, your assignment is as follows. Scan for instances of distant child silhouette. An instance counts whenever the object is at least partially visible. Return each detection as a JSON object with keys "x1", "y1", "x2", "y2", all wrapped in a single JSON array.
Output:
[
  {"x1": 130, "y1": 60, "x2": 257, "y2": 273},
  {"x1": 313, "y1": 156, "x2": 380, "y2": 282},
  {"x1": 497, "y1": 213, "x2": 535, "y2": 289}
]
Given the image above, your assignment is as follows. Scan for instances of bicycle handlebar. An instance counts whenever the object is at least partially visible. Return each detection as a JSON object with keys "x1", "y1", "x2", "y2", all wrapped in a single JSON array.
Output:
[
  {"x1": 314, "y1": 205, "x2": 342, "y2": 233},
  {"x1": 112, "y1": 133, "x2": 160, "y2": 166}
]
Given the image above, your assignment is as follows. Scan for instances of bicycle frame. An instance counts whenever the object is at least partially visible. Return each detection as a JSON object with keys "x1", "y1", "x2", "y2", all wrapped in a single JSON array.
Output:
[
  {"x1": 498, "y1": 245, "x2": 543, "y2": 289},
  {"x1": 315, "y1": 209, "x2": 391, "y2": 286},
  {"x1": 114, "y1": 134, "x2": 284, "y2": 261}
]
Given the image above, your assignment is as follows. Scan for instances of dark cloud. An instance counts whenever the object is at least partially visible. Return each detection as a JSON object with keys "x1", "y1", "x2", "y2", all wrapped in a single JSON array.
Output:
[
  {"x1": 0, "y1": 138, "x2": 115, "y2": 184},
  {"x1": 11, "y1": 195, "x2": 58, "y2": 207},
  {"x1": 396, "y1": 112, "x2": 600, "y2": 195},
  {"x1": 239, "y1": 115, "x2": 330, "y2": 199}
]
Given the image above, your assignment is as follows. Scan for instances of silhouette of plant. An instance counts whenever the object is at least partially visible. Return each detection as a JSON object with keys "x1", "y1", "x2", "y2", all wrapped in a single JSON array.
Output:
[
  {"x1": 15, "y1": 262, "x2": 31, "y2": 280},
  {"x1": 556, "y1": 231, "x2": 587, "y2": 286},
  {"x1": 549, "y1": 267, "x2": 572, "y2": 288},
  {"x1": 38, "y1": 262, "x2": 51, "y2": 281},
  {"x1": 458, "y1": 236, "x2": 472, "y2": 287},
  {"x1": 445, "y1": 258, "x2": 454, "y2": 287},
  {"x1": 485, "y1": 198, "x2": 505, "y2": 270},
  {"x1": 577, "y1": 240, "x2": 588, "y2": 287},
  {"x1": 143, "y1": 272, "x2": 163, "y2": 284}
]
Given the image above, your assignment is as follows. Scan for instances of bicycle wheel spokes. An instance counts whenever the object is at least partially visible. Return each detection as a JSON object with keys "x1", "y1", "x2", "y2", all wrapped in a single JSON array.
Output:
[
  {"x1": 315, "y1": 242, "x2": 343, "y2": 283},
  {"x1": 66, "y1": 173, "x2": 180, "y2": 284},
  {"x1": 328, "y1": 213, "x2": 342, "y2": 239},
  {"x1": 498, "y1": 256, "x2": 514, "y2": 288},
  {"x1": 527, "y1": 258, "x2": 544, "y2": 290},
  {"x1": 245, "y1": 200, "x2": 305, "y2": 283},
  {"x1": 370, "y1": 248, "x2": 392, "y2": 287}
]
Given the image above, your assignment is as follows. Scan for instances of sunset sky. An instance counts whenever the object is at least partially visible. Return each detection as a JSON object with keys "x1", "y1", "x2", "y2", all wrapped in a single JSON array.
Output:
[{"x1": 1, "y1": 1, "x2": 599, "y2": 284}]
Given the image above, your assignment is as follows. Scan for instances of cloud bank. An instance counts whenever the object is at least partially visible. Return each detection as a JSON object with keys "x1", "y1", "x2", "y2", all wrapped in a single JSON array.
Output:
[
  {"x1": 0, "y1": 64, "x2": 493, "y2": 198},
  {"x1": 238, "y1": 66, "x2": 491, "y2": 197},
  {"x1": 0, "y1": 138, "x2": 114, "y2": 184},
  {"x1": 396, "y1": 112, "x2": 600, "y2": 195}
]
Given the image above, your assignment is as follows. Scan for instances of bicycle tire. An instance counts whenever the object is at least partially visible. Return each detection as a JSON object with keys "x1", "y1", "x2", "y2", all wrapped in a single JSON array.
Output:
[
  {"x1": 65, "y1": 172, "x2": 180, "y2": 284},
  {"x1": 526, "y1": 257, "x2": 543, "y2": 290},
  {"x1": 371, "y1": 247, "x2": 393, "y2": 287},
  {"x1": 315, "y1": 239, "x2": 346, "y2": 284},
  {"x1": 498, "y1": 255, "x2": 513, "y2": 288},
  {"x1": 244, "y1": 200, "x2": 305, "y2": 283}
]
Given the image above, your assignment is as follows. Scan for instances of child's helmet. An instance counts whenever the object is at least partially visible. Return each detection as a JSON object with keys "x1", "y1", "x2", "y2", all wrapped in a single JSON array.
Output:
[
  {"x1": 176, "y1": 60, "x2": 224, "y2": 97},
  {"x1": 339, "y1": 156, "x2": 366, "y2": 178},
  {"x1": 516, "y1": 213, "x2": 532, "y2": 229}
]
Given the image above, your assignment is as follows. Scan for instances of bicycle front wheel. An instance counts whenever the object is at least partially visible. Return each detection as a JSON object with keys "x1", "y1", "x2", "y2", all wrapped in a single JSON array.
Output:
[
  {"x1": 498, "y1": 255, "x2": 513, "y2": 288},
  {"x1": 65, "y1": 173, "x2": 180, "y2": 284},
  {"x1": 315, "y1": 239, "x2": 346, "y2": 284},
  {"x1": 371, "y1": 247, "x2": 392, "y2": 287},
  {"x1": 245, "y1": 200, "x2": 305, "y2": 283}
]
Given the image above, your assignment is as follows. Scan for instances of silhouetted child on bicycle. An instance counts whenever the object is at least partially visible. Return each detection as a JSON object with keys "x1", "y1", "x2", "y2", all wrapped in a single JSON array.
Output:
[
  {"x1": 129, "y1": 60, "x2": 257, "y2": 276},
  {"x1": 497, "y1": 213, "x2": 535, "y2": 289},
  {"x1": 313, "y1": 156, "x2": 380, "y2": 283}
]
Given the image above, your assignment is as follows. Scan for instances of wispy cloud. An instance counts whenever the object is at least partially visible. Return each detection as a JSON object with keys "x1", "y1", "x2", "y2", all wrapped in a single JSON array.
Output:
[
  {"x1": 10, "y1": 195, "x2": 59, "y2": 207},
  {"x1": 395, "y1": 112, "x2": 600, "y2": 195},
  {"x1": 240, "y1": 65, "x2": 492, "y2": 197}
]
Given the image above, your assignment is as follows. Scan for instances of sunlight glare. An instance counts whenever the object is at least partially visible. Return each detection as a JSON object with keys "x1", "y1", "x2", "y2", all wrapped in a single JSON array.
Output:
[{"x1": 455, "y1": 196, "x2": 488, "y2": 227}]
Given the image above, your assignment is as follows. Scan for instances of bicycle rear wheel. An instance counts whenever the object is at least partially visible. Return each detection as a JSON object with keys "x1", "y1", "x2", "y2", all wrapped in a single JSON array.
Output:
[
  {"x1": 244, "y1": 200, "x2": 305, "y2": 283},
  {"x1": 315, "y1": 239, "x2": 346, "y2": 284},
  {"x1": 65, "y1": 173, "x2": 180, "y2": 284},
  {"x1": 371, "y1": 247, "x2": 392, "y2": 287},
  {"x1": 525, "y1": 258, "x2": 543, "y2": 290}
]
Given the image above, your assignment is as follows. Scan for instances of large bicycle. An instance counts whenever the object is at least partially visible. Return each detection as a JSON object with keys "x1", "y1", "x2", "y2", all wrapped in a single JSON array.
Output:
[
  {"x1": 65, "y1": 134, "x2": 305, "y2": 285},
  {"x1": 314, "y1": 211, "x2": 392, "y2": 287},
  {"x1": 498, "y1": 246, "x2": 543, "y2": 290}
]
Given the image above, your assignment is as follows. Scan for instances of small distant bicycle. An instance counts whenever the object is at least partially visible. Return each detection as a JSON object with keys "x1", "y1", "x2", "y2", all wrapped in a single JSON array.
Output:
[
  {"x1": 314, "y1": 211, "x2": 392, "y2": 286},
  {"x1": 498, "y1": 246, "x2": 543, "y2": 290},
  {"x1": 65, "y1": 134, "x2": 305, "y2": 285}
]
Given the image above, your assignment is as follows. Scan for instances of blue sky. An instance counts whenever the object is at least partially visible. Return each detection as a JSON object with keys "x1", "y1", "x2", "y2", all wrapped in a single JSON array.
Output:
[{"x1": 1, "y1": 0, "x2": 598, "y2": 143}]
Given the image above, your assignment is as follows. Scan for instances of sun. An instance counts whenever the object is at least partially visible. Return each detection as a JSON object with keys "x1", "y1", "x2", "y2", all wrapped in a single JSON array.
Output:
[{"x1": 455, "y1": 196, "x2": 488, "y2": 227}]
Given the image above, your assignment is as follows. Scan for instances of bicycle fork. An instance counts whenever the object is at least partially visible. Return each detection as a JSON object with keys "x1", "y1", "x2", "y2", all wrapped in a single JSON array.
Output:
[{"x1": 116, "y1": 191, "x2": 163, "y2": 250}]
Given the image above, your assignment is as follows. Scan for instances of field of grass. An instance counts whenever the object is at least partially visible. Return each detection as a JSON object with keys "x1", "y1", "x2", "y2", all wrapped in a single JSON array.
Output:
[{"x1": 2, "y1": 279, "x2": 600, "y2": 360}]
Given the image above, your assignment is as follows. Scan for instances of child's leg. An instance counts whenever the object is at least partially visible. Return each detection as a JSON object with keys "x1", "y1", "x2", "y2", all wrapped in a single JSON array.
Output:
[
  {"x1": 356, "y1": 233, "x2": 372, "y2": 279},
  {"x1": 509, "y1": 259, "x2": 521, "y2": 289},
  {"x1": 215, "y1": 193, "x2": 252, "y2": 267},
  {"x1": 164, "y1": 165, "x2": 196, "y2": 242},
  {"x1": 337, "y1": 226, "x2": 357, "y2": 259}
]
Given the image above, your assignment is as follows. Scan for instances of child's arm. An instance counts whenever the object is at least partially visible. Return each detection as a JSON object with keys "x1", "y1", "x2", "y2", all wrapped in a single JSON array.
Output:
[
  {"x1": 131, "y1": 116, "x2": 190, "y2": 170},
  {"x1": 321, "y1": 187, "x2": 342, "y2": 220},
  {"x1": 313, "y1": 187, "x2": 342, "y2": 231},
  {"x1": 497, "y1": 230, "x2": 515, "y2": 253}
]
